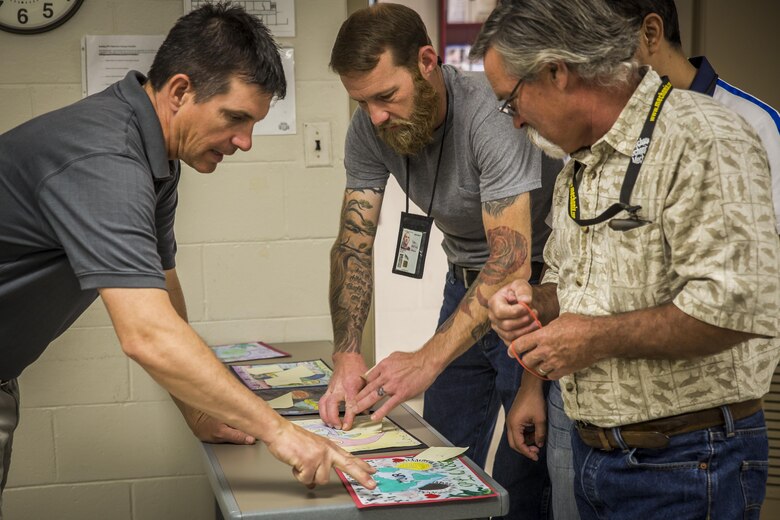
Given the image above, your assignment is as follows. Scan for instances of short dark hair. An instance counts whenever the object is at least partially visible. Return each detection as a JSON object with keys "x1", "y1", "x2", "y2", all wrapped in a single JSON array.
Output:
[
  {"x1": 330, "y1": 3, "x2": 431, "y2": 75},
  {"x1": 148, "y1": 2, "x2": 286, "y2": 101},
  {"x1": 605, "y1": 0, "x2": 682, "y2": 47}
]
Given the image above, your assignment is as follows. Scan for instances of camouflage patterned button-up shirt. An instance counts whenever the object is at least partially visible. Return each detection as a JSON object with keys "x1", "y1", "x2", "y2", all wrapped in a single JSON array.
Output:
[{"x1": 543, "y1": 69, "x2": 780, "y2": 427}]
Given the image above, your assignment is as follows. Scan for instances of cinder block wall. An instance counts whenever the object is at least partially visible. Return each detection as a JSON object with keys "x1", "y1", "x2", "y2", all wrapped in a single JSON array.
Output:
[{"x1": 0, "y1": 1, "x2": 350, "y2": 518}]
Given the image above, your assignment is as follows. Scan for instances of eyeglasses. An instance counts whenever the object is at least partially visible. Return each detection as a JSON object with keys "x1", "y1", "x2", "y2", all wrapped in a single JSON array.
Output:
[{"x1": 497, "y1": 77, "x2": 524, "y2": 117}]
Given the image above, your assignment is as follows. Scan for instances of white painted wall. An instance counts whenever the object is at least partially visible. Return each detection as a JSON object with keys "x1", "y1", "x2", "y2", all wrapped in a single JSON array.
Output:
[{"x1": 0, "y1": 1, "x2": 351, "y2": 518}]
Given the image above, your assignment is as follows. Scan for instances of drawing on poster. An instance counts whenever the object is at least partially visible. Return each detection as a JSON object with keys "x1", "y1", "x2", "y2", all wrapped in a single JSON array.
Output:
[
  {"x1": 210, "y1": 341, "x2": 289, "y2": 363},
  {"x1": 231, "y1": 359, "x2": 332, "y2": 390},
  {"x1": 337, "y1": 455, "x2": 497, "y2": 508},
  {"x1": 295, "y1": 416, "x2": 425, "y2": 454},
  {"x1": 255, "y1": 387, "x2": 334, "y2": 416}
]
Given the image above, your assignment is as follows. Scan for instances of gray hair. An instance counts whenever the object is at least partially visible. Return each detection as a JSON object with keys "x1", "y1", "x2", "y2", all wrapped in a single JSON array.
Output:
[{"x1": 471, "y1": 0, "x2": 640, "y2": 87}]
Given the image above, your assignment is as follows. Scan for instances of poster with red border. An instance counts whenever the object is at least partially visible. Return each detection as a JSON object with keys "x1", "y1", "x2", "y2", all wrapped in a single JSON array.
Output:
[{"x1": 336, "y1": 455, "x2": 496, "y2": 508}]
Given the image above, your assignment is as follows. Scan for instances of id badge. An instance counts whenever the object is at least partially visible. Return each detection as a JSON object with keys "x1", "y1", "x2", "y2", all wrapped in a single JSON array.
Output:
[{"x1": 392, "y1": 212, "x2": 434, "y2": 279}]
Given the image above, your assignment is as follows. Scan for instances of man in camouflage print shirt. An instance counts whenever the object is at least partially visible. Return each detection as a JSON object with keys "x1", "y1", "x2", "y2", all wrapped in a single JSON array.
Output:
[{"x1": 473, "y1": 1, "x2": 780, "y2": 518}]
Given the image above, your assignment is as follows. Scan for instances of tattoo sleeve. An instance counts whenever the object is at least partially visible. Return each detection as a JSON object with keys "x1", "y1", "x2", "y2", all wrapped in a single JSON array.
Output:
[
  {"x1": 483, "y1": 194, "x2": 519, "y2": 217},
  {"x1": 455, "y1": 224, "x2": 530, "y2": 341},
  {"x1": 329, "y1": 188, "x2": 383, "y2": 353}
]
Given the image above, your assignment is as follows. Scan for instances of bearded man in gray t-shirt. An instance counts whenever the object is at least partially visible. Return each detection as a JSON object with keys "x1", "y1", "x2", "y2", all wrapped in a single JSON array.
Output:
[{"x1": 318, "y1": 5, "x2": 558, "y2": 519}]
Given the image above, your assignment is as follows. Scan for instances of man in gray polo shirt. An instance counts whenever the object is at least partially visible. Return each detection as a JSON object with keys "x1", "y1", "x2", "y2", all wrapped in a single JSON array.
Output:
[{"x1": 0, "y1": 4, "x2": 375, "y2": 512}]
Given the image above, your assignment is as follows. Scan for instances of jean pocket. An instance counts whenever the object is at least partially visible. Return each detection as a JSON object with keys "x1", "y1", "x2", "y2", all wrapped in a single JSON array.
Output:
[
  {"x1": 626, "y1": 447, "x2": 703, "y2": 471},
  {"x1": 740, "y1": 460, "x2": 768, "y2": 516}
]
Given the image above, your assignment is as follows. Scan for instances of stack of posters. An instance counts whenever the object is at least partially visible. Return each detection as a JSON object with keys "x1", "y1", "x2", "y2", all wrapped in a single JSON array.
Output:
[{"x1": 337, "y1": 455, "x2": 497, "y2": 508}]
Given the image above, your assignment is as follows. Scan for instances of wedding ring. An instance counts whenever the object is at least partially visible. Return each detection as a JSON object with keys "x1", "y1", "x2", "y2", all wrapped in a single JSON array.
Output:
[
  {"x1": 537, "y1": 367, "x2": 550, "y2": 377},
  {"x1": 377, "y1": 386, "x2": 386, "y2": 397}
]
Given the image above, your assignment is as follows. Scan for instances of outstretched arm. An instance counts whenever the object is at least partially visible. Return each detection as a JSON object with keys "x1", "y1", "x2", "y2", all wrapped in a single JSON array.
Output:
[
  {"x1": 319, "y1": 188, "x2": 384, "y2": 429},
  {"x1": 355, "y1": 193, "x2": 533, "y2": 421},
  {"x1": 100, "y1": 286, "x2": 376, "y2": 489},
  {"x1": 162, "y1": 269, "x2": 256, "y2": 445}
]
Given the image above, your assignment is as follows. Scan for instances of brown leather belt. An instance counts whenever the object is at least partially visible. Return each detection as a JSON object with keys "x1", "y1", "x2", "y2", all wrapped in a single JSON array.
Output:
[{"x1": 576, "y1": 399, "x2": 763, "y2": 451}]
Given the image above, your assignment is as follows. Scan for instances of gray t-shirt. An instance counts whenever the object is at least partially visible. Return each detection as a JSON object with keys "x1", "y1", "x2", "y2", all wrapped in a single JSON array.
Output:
[
  {"x1": 0, "y1": 71, "x2": 179, "y2": 379},
  {"x1": 345, "y1": 65, "x2": 543, "y2": 268}
]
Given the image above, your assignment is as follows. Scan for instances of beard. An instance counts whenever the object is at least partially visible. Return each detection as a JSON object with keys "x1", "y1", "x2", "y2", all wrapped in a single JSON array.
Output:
[
  {"x1": 525, "y1": 126, "x2": 568, "y2": 160},
  {"x1": 376, "y1": 70, "x2": 440, "y2": 156}
]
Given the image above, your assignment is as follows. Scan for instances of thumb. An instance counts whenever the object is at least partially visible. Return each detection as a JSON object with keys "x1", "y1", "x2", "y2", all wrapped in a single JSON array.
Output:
[{"x1": 221, "y1": 425, "x2": 256, "y2": 445}]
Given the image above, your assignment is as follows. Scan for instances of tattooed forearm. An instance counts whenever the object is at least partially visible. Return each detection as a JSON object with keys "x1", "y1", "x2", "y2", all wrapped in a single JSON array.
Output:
[
  {"x1": 483, "y1": 195, "x2": 519, "y2": 217},
  {"x1": 330, "y1": 242, "x2": 372, "y2": 353},
  {"x1": 437, "y1": 313, "x2": 456, "y2": 334},
  {"x1": 470, "y1": 320, "x2": 492, "y2": 342},
  {"x1": 480, "y1": 226, "x2": 528, "y2": 285},
  {"x1": 329, "y1": 189, "x2": 383, "y2": 353}
]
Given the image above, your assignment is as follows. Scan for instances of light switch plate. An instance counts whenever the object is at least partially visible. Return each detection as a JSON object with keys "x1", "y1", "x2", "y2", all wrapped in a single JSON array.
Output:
[{"x1": 303, "y1": 122, "x2": 332, "y2": 167}]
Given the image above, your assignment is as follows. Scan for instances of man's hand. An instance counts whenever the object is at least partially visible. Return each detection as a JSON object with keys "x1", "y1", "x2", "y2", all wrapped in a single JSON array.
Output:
[
  {"x1": 510, "y1": 312, "x2": 600, "y2": 379},
  {"x1": 488, "y1": 280, "x2": 540, "y2": 345},
  {"x1": 183, "y1": 407, "x2": 256, "y2": 445},
  {"x1": 265, "y1": 421, "x2": 377, "y2": 490},
  {"x1": 319, "y1": 352, "x2": 368, "y2": 430},
  {"x1": 172, "y1": 397, "x2": 255, "y2": 445},
  {"x1": 506, "y1": 380, "x2": 547, "y2": 461},
  {"x1": 353, "y1": 349, "x2": 442, "y2": 423}
]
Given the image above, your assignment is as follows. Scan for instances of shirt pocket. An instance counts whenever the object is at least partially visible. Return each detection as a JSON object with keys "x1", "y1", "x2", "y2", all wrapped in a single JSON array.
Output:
[{"x1": 605, "y1": 222, "x2": 672, "y2": 310}]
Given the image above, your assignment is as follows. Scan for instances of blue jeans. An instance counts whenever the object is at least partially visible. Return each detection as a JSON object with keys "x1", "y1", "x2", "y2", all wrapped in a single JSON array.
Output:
[
  {"x1": 423, "y1": 271, "x2": 551, "y2": 520},
  {"x1": 547, "y1": 381, "x2": 579, "y2": 520},
  {"x1": 571, "y1": 408, "x2": 769, "y2": 520}
]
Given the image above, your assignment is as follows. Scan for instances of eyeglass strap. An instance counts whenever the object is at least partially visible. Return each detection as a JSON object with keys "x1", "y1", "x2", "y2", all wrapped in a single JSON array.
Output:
[{"x1": 568, "y1": 77, "x2": 673, "y2": 227}]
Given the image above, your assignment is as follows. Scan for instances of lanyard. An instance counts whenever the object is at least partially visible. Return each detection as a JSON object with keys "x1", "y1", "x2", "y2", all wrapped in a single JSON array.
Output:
[
  {"x1": 568, "y1": 77, "x2": 673, "y2": 230},
  {"x1": 405, "y1": 88, "x2": 450, "y2": 216}
]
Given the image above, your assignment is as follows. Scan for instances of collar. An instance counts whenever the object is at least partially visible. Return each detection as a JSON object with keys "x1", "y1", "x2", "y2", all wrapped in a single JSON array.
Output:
[
  {"x1": 572, "y1": 67, "x2": 664, "y2": 163},
  {"x1": 116, "y1": 71, "x2": 175, "y2": 181},
  {"x1": 688, "y1": 56, "x2": 719, "y2": 96}
]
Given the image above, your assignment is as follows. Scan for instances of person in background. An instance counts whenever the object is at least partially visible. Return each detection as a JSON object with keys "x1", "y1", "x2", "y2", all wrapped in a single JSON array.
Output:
[
  {"x1": 473, "y1": 0, "x2": 779, "y2": 518},
  {"x1": 318, "y1": 3, "x2": 560, "y2": 518},
  {"x1": 0, "y1": 5, "x2": 375, "y2": 514}
]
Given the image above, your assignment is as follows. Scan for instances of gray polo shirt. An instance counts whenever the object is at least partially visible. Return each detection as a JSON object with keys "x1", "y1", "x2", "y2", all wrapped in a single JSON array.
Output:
[
  {"x1": 345, "y1": 65, "x2": 546, "y2": 268},
  {"x1": 0, "y1": 71, "x2": 179, "y2": 379}
]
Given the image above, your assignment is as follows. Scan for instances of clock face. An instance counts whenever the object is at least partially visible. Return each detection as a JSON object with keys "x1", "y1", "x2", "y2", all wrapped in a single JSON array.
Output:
[{"x1": 0, "y1": 0, "x2": 84, "y2": 34}]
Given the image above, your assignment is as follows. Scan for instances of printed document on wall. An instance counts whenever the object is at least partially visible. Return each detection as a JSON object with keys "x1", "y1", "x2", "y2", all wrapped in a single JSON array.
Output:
[
  {"x1": 253, "y1": 47, "x2": 296, "y2": 135},
  {"x1": 183, "y1": 0, "x2": 295, "y2": 37},
  {"x1": 81, "y1": 35, "x2": 165, "y2": 97}
]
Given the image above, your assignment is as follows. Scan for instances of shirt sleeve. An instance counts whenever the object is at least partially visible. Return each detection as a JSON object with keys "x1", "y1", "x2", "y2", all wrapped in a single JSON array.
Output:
[
  {"x1": 344, "y1": 108, "x2": 391, "y2": 190},
  {"x1": 668, "y1": 134, "x2": 780, "y2": 336},
  {"x1": 470, "y1": 100, "x2": 542, "y2": 202},
  {"x1": 37, "y1": 153, "x2": 168, "y2": 290}
]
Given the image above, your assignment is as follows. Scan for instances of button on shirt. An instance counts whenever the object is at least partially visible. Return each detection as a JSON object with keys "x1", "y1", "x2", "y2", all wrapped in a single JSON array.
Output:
[{"x1": 542, "y1": 69, "x2": 780, "y2": 428}]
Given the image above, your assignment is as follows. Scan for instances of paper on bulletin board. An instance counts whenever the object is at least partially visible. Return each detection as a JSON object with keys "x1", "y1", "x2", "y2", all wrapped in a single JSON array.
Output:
[
  {"x1": 183, "y1": 0, "x2": 295, "y2": 37},
  {"x1": 81, "y1": 35, "x2": 165, "y2": 97},
  {"x1": 81, "y1": 35, "x2": 295, "y2": 135},
  {"x1": 252, "y1": 47, "x2": 296, "y2": 135}
]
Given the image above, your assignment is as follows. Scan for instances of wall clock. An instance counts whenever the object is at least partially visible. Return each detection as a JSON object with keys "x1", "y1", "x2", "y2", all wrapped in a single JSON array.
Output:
[{"x1": 0, "y1": 0, "x2": 84, "y2": 34}]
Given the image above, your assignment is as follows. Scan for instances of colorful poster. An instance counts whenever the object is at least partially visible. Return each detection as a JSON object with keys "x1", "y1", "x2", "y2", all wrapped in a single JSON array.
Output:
[
  {"x1": 231, "y1": 359, "x2": 332, "y2": 390},
  {"x1": 295, "y1": 416, "x2": 425, "y2": 455},
  {"x1": 255, "y1": 387, "x2": 333, "y2": 416},
  {"x1": 337, "y1": 455, "x2": 497, "y2": 508},
  {"x1": 210, "y1": 341, "x2": 289, "y2": 363}
]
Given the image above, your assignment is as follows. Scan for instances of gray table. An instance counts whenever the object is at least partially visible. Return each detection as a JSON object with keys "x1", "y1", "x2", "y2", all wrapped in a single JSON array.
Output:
[{"x1": 200, "y1": 341, "x2": 509, "y2": 519}]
